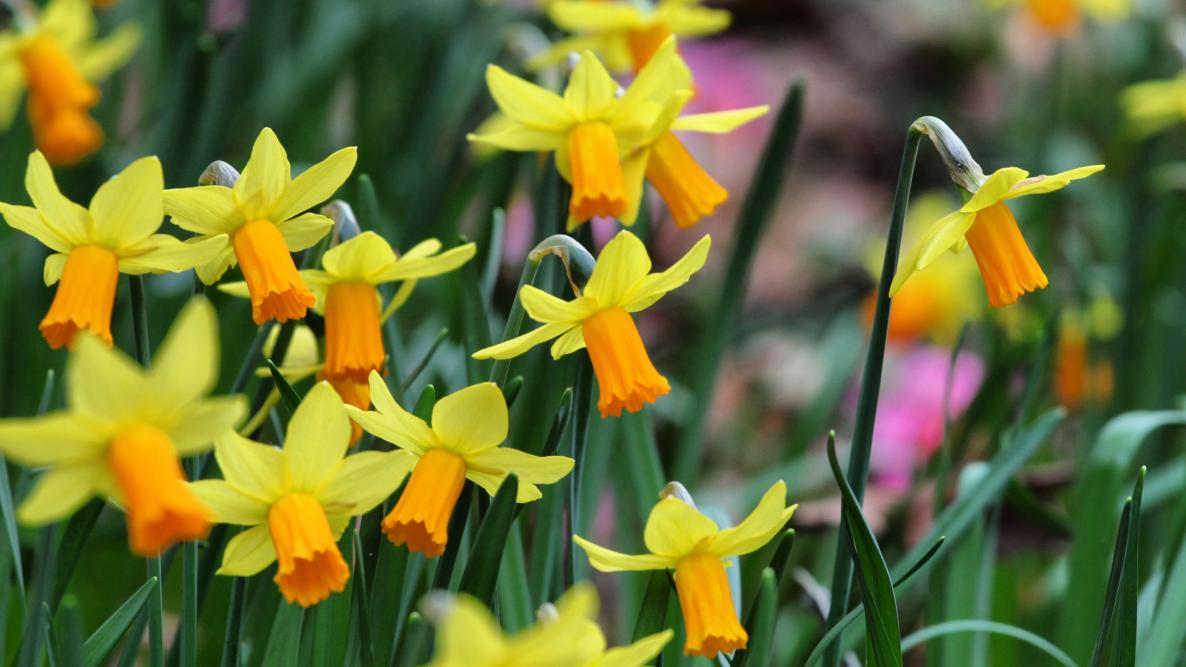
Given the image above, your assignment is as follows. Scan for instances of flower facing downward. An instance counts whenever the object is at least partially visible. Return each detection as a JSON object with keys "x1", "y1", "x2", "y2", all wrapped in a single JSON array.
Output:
[
  {"x1": 574, "y1": 481, "x2": 796, "y2": 657},
  {"x1": 890, "y1": 164, "x2": 1104, "y2": 308},
  {"x1": 192, "y1": 382, "x2": 408, "y2": 606},
  {"x1": 0, "y1": 299, "x2": 246, "y2": 555},
  {"x1": 163, "y1": 127, "x2": 357, "y2": 324},
  {"x1": 346, "y1": 376, "x2": 574, "y2": 557},
  {"x1": 0, "y1": 152, "x2": 224, "y2": 349},
  {"x1": 474, "y1": 231, "x2": 710, "y2": 418}
]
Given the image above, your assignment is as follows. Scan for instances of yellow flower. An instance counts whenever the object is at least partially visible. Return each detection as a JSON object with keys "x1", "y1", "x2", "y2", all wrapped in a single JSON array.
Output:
[
  {"x1": 0, "y1": 0, "x2": 140, "y2": 164},
  {"x1": 346, "y1": 376, "x2": 573, "y2": 558},
  {"x1": 0, "y1": 151, "x2": 224, "y2": 349},
  {"x1": 473, "y1": 230, "x2": 709, "y2": 418},
  {"x1": 163, "y1": 127, "x2": 357, "y2": 324},
  {"x1": 0, "y1": 299, "x2": 246, "y2": 555},
  {"x1": 890, "y1": 164, "x2": 1104, "y2": 308},
  {"x1": 616, "y1": 38, "x2": 767, "y2": 228},
  {"x1": 535, "y1": 0, "x2": 730, "y2": 72},
  {"x1": 425, "y1": 583, "x2": 672, "y2": 667},
  {"x1": 192, "y1": 382, "x2": 408, "y2": 607},
  {"x1": 574, "y1": 482, "x2": 796, "y2": 658},
  {"x1": 1120, "y1": 74, "x2": 1186, "y2": 137},
  {"x1": 991, "y1": 0, "x2": 1128, "y2": 35},
  {"x1": 468, "y1": 51, "x2": 687, "y2": 229}
]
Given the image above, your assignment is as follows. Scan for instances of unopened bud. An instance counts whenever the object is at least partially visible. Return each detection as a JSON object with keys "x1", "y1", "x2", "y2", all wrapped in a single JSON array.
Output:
[
  {"x1": 322, "y1": 200, "x2": 361, "y2": 243},
  {"x1": 198, "y1": 160, "x2": 241, "y2": 187},
  {"x1": 912, "y1": 116, "x2": 986, "y2": 193},
  {"x1": 659, "y1": 481, "x2": 698, "y2": 509}
]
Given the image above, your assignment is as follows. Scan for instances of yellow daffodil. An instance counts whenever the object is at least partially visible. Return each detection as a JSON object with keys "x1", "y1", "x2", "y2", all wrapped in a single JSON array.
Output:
[
  {"x1": 990, "y1": 0, "x2": 1128, "y2": 35},
  {"x1": 163, "y1": 127, "x2": 357, "y2": 324},
  {"x1": 890, "y1": 164, "x2": 1104, "y2": 308},
  {"x1": 1121, "y1": 74, "x2": 1186, "y2": 137},
  {"x1": 425, "y1": 583, "x2": 672, "y2": 667},
  {"x1": 346, "y1": 376, "x2": 574, "y2": 558},
  {"x1": 192, "y1": 382, "x2": 408, "y2": 607},
  {"x1": 468, "y1": 51, "x2": 687, "y2": 229},
  {"x1": 0, "y1": 151, "x2": 224, "y2": 349},
  {"x1": 0, "y1": 299, "x2": 245, "y2": 555},
  {"x1": 0, "y1": 0, "x2": 140, "y2": 164},
  {"x1": 535, "y1": 0, "x2": 730, "y2": 72},
  {"x1": 617, "y1": 38, "x2": 767, "y2": 228},
  {"x1": 574, "y1": 481, "x2": 796, "y2": 658},
  {"x1": 474, "y1": 231, "x2": 709, "y2": 418}
]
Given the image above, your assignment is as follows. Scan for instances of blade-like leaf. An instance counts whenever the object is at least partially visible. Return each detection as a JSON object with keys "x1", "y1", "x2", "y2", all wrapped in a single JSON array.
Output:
[
  {"x1": 81, "y1": 577, "x2": 158, "y2": 667},
  {"x1": 458, "y1": 475, "x2": 519, "y2": 605},
  {"x1": 734, "y1": 568, "x2": 778, "y2": 667}
]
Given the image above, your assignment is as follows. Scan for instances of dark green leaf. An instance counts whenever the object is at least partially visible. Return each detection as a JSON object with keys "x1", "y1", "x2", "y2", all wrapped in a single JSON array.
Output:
[
  {"x1": 265, "y1": 357, "x2": 302, "y2": 414},
  {"x1": 81, "y1": 577, "x2": 158, "y2": 667},
  {"x1": 632, "y1": 570, "x2": 671, "y2": 642},
  {"x1": 735, "y1": 568, "x2": 778, "y2": 667},
  {"x1": 458, "y1": 475, "x2": 519, "y2": 605}
]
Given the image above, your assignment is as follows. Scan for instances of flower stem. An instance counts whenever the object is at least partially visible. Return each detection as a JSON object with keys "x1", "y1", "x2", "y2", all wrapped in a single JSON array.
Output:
[{"x1": 820, "y1": 122, "x2": 923, "y2": 667}]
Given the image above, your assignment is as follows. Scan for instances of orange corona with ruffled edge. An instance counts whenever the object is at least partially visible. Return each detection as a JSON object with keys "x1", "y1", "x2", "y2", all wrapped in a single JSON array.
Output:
[
  {"x1": 324, "y1": 281, "x2": 385, "y2": 382},
  {"x1": 382, "y1": 448, "x2": 468, "y2": 557},
  {"x1": 233, "y1": 219, "x2": 316, "y2": 324},
  {"x1": 581, "y1": 307, "x2": 670, "y2": 417},
  {"x1": 964, "y1": 202, "x2": 1048, "y2": 308},
  {"x1": 268, "y1": 493, "x2": 350, "y2": 606},
  {"x1": 40, "y1": 245, "x2": 119, "y2": 349},
  {"x1": 675, "y1": 554, "x2": 748, "y2": 657},
  {"x1": 568, "y1": 122, "x2": 628, "y2": 220},
  {"x1": 19, "y1": 34, "x2": 103, "y2": 165},
  {"x1": 645, "y1": 132, "x2": 728, "y2": 229}
]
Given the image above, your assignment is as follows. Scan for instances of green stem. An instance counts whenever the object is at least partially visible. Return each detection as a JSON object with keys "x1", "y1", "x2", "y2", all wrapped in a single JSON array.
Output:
[
  {"x1": 489, "y1": 258, "x2": 541, "y2": 388},
  {"x1": 820, "y1": 123, "x2": 922, "y2": 667},
  {"x1": 566, "y1": 357, "x2": 593, "y2": 587},
  {"x1": 129, "y1": 276, "x2": 151, "y2": 366}
]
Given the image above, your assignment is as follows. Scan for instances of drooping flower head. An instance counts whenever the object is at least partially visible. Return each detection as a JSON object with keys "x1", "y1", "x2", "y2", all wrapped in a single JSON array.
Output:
[
  {"x1": 0, "y1": 0, "x2": 140, "y2": 164},
  {"x1": 534, "y1": 0, "x2": 730, "y2": 72},
  {"x1": 1120, "y1": 73, "x2": 1186, "y2": 138},
  {"x1": 468, "y1": 50, "x2": 688, "y2": 229},
  {"x1": 0, "y1": 299, "x2": 245, "y2": 555},
  {"x1": 890, "y1": 164, "x2": 1103, "y2": 308},
  {"x1": 574, "y1": 481, "x2": 796, "y2": 657},
  {"x1": 0, "y1": 152, "x2": 224, "y2": 349},
  {"x1": 192, "y1": 382, "x2": 407, "y2": 607},
  {"x1": 474, "y1": 231, "x2": 710, "y2": 418},
  {"x1": 163, "y1": 127, "x2": 357, "y2": 324},
  {"x1": 424, "y1": 583, "x2": 672, "y2": 667},
  {"x1": 346, "y1": 376, "x2": 574, "y2": 557},
  {"x1": 991, "y1": 0, "x2": 1128, "y2": 35}
]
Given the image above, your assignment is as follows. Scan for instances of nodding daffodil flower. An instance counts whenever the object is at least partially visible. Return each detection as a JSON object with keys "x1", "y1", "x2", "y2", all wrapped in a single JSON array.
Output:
[
  {"x1": 0, "y1": 299, "x2": 246, "y2": 556},
  {"x1": 991, "y1": 0, "x2": 1128, "y2": 35},
  {"x1": 0, "y1": 152, "x2": 224, "y2": 349},
  {"x1": 163, "y1": 127, "x2": 357, "y2": 324},
  {"x1": 1121, "y1": 74, "x2": 1186, "y2": 137},
  {"x1": 192, "y1": 382, "x2": 408, "y2": 607},
  {"x1": 473, "y1": 231, "x2": 710, "y2": 418},
  {"x1": 346, "y1": 375, "x2": 574, "y2": 558},
  {"x1": 534, "y1": 0, "x2": 730, "y2": 72},
  {"x1": 574, "y1": 481, "x2": 796, "y2": 658},
  {"x1": 890, "y1": 164, "x2": 1104, "y2": 308},
  {"x1": 468, "y1": 50, "x2": 687, "y2": 229},
  {"x1": 424, "y1": 583, "x2": 672, "y2": 667},
  {"x1": 617, "y1": 38, "x2": 768, "y2": 228},
  {"x1": 0, "y1": 0, "x2": 140, "y2": 164}
]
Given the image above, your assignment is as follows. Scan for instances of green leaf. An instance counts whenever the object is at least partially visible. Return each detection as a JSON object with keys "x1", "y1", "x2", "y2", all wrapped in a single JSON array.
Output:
[
  {"x1": 260, "y1": 601, "x2": 305, "y2": 667},
  {"x1": 265, "y1": 357, "x2": 302, "y2": 414},
  {"x1": 632, "y1": 570, "x2": 671, "y2": 641},
  {"x1": 413, "y1": 384, "x2": 436, "y2": 422},
  {"x1": 81, "y1": 577, "x2": 158, "y2": 667},
  {"x1": 394, "y1": 328, "x2": 450, "y2": 401},
  {"x1": 901, "y1": 620, "x2": 1076, "y2": 667},
  {"x1": 18, "y1": 524, "x2": 59, "y2": 667},
  {"x1": 55, "y1": 596, "x2": 84, "y2": 667},
  {"x1": 392, "y1": 612, "x2": 429, "y2": 667},
  {"x1": 458, "y1": 475, "x2": 519, "y2": 605},
  {"x1": 827, "y1": 433, "x2": 902, "y2": 667},
  {"x1": 1090, "y1": 468, "x2": 1144, "y2": 667},
  {"x1": 735, "y1": 568, "x2": 778, "y2": 667}
]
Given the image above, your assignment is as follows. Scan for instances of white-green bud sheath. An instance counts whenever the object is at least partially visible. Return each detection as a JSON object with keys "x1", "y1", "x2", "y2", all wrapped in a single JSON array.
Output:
[
  {"x1": 197, "y1": 160, "x2": 241, "y2": 187},
  {"x1": 911, "y1": 116, "x2": 986, "y2": 193}
]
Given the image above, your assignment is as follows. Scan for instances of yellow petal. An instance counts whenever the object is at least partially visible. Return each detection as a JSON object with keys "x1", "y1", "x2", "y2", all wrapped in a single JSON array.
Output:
[
  {"x1": 68, "y1": 334, "x2": 148, "y2": 424},
  {"x1": 234, "y1": 128, "x2": 291, "y2": 220},
  {"x1": 77, "y1": 21, "x2": 141, "y2": 81},
  {"x1": 548, "y1": 1, "x2": 643, "y2": 30},
  {"x1": 217, "y1": 280, "x2": 251, "y2": 300},
  {"x1": 17, "y1": 464, "x2": 101, "y2": 525},
  {"x1": 584, "y1": 231, "x2": 651, "y2": 306},
  {"x1": 550, "y1": 327, "x2": 586, "y2": 359},
  {"x1": 402, "y1": 238, "x2": 443, "y2": 260},
  {"x1": 190, "y1": 479, "x2": 269, "y2": 525},
  {"x1": 1003, "y1": 164, "x2": 1105, "y2": 199},
  {"x1": 430, "y1": 595, "x2": 508, "y2": 665},
  {"x1": 194, "y1": 243, "x2": 237, "y2": 284},
  {"x1": 572, "y1": 535, "x2": 675, "y2": 572},
  {"x1": 149, "y1": 298, "x2": 220, "y2": 407},
  {"x1": 465, "y1": 447, "x2": 573, "y2": 502},
  {"x1": 471, "y1": 322, "x2": 574, "y2": 360},
  {"x1": 163, "y1": 186, "x2": 242, "y2": 235},
  {"x1": 466, "y1": 468, "x2": 542, "y2": 502},
  {"x1": 467, "y1": 125, "x2": 564, "y2": 152},
  {"x1": 0, "y1": 58, "x2": 24, "y2": 132},
  {"x1": 961, "y1": 167, "x2": 1028, "y2": 212},
  {"x1": 25, "y1": 151, "x2": 89, "y2": 243},
  {"x1": 217, "y1": 524, "x2": 277, "y2": 576},
  {"x1": 519, "y1": 285, "x2": 592, "y2": 324},
  {"x1": 284, "y1": 382, "x2": 351, "y2": 492},
  {"x1": 485, "y1": 65, "x2": 574, "y2": 132},
  {"x1": 0, "y1": 413, "x2": 106, "y2": 466},
  {"x1": 1, "y1": 203, "x2": 73, "y2": 253},
  {"x1": 43, "y1": 253, "x2": 67, "y2": 286},
  {"x1": 622, "y1": 234, "x2": 711, "y2": 311},
  {"x1": 707, "y1": 481, "x2": 796, "y2": 557},
  {"x1": 664, "y1": 4, "x2": 732, "y2": 35},
  {"x1": 671, "y1": 106, "x2": 770, "y2": 134},
  {"x1": 88, "y1": 156, "x2": 163, "y2": 248},
  {"x1": 593, "y1": 630, "x2": 674, "y2": 667},
  {"x1": 168, "y1": 396, "x2": 248, "y2": 455},
  {"x1": 613, "y1": 37, "x2": 688, "y2": 120},
  {"x1": 316, "y1": 450, "x2": 413, "y2": 515},
  {"x1": 322, "y1": 231, "x2": 397, "y2": 281},
  {"x1": 118, "y1": 234, "x2": 229, "y2": 275},
  {"x1": 643, "y1": 496, "x2": 719, "y2": 557},
  {"x1": 432, "y1": 383, "x2": 508, "y2": 453},
  {"x1": 565, "y1": 51, "x2": 618, "y2": 120},
  {"x1": 375, "y1": 243, "x2": 477, "y2": 282},
  {"x1": 346, "y1": 371, "x2": 438, "y2": 454},
  {"x1": 214, "y1": 431, "x2": 288, "y2": 504},
  {"x1": 888, "y1": 210, "x2": 976, "y2": 298},
  {"x1": 275, "y1": 212, "x2": 333, "y2": 252},
  {"x1": 270, "y1": 146, "x2": 358, "y2": 222},
  {"x1": 618, "y1": 150, "x2": 648, "y2": 228}
]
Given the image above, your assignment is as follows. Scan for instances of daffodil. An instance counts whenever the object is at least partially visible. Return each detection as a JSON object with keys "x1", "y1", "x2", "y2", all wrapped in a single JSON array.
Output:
[
  {"x1": 346, "y1": 376, "x2": 573, "y2": 558},
  {"x1": 0, "y1": 299, "x2": 245, "y2": 555},
  {"x1": 1120, "y1": 74, "x2": 1186, "y2": 137},
  {"x1": 0, "y1": 0, "x2": 140, "y2": 164},
  {"x1": 535, "y1": 0, "x2": 730, "y2": 72},
  {"x1": 0, "y1": 151, "x2": 224, "y2": 349},
  {"x1": 574, "y1": 481, "x2": 796, "y2": 657},
  {"x1": 163, "y1": 127, "x2": 357, "y2": 324},
  {"x1": 616, "y1": 38, "x2": 767, "y2": 228},
  {"x1": 890, "y1": 164, "x2": 1104, "y2": 308},
  {"x1": 474, "y1": 230, "x2": 709, "y2": 418},
  {"x1": 990, "y1": 0, "x2": 1128, "y2": 35},
  {"x1": 192, "y1": 382, "x2": 408, "y2": 607},
  {"x1": 425, "y1": 583, "x2": 672, "y2": 667},
  {"x1": 468, "y1": 50, "x2": 687, "y2": 229}
]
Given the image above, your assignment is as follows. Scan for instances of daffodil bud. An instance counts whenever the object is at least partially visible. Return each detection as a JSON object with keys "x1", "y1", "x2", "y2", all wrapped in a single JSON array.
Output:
[
  {"x1": 659, "y1": 481, "x2": 698, "y2": 509},
  {"x1": 198, "y1": 160, "x2": 240, "y2": 187},
  {"x1": 322, "y1": 199, "x2": 361, "y2": 244},
  {"x1": 536, "y1": 602, "x2": 560, "y2": 623},
  {"x1": 529, "y1": 234, "x2": 596, "y2": 290},
  {"x1": 419, "y1": 591, "x2": 457, "y2": 625},
  {"x1": 911, "y1": 116, "x2": 986, "y2": 193}
]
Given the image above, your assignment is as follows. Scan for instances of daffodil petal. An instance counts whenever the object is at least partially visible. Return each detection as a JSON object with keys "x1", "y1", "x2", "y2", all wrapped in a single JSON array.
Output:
[
  {"x1": 194, "y1": 243, "x2": 238, "y2": 284},
  {"x1": 707, "y1": 481, "x2": 795, "y2": 557},
  {"x1": 402, "y1": 238, "x2": 442, "y2": 260},
  {"x1": 169, "y1": 396, "x2": 248, "y2": 455},
  {"x1": 889, "y1": 210, "x2": 976, "y2": 298},
  {"x1": 433, "y1": 596, "x2": 508, "y2": 664},
  {"x1": 613, "y1": 37, "x2": 687, "y2": 123},
  {"x1": 643, "y1": 496, "x2": 719, "y2": 557},
  {"x1": 519, "y1": 285, "x2": 592, "y2": 324},
  {"x1": 218, "y1": 524, "x2": 277, "y2": 576},
  {"x1": 77, "y1": 21, "x2": 141, "y2": 81},
  {"x1": 565, "y1": 51, "x2": 618, "y2": 119},
  {"x1": 468, "y1": 125, "x2": 564, "y2": 152},
  {"x1": 235, "y1": 128, "x2": 291, "y2": 220},
  {"x1": 1003, "y1": 164, "x2": 1105, "y2": 199},
  {"x1": 465, "y1": 446, "x2": 573, "y2": 493},
  {"x1": 961, "y1": 167, "x2": 1029, "y2": 212},
  {"x1": 143, "y1": 298, "x2": 219, "y2": 409},
  {"x1": 68, "y1": 334, "x2": 148, "y2": 423},
  {"x1": 214, "y1": 431, "x2": 288, "y2": 504},
  {"x1": 548, "y1": 1, "x2": 642, "y2": 30},
  {"x1": 664, "y1": 4, "x2": 732, "y2": 35},
  {"x1": 618, "y1": 149, "x2": 648, "y2": 227},
  {"x1": 17, "y1": 464, "x2": 101, "y2": 525},
  {"x1": 595, "y1": 630, "x2": 674, "y2": 667},
  {"x1": 316, "y1": 450, "x2": 412, "y2": 515},
  {"x1": 672, "y1": 106, "x2": 770, "y2": 134},
  {"x1": 550, "y1": 327, "x2": 586, "y2": 359},
  {"x1": 485, "y1": 65, "x2": 573, "y2": 132},
  {"x1": 163, "y1": 186, "x2": 242, "y2": 235},
  {"x1": 0, "y1": 203, "x2": 73, "y2": 253},
  {"x1": 118, "y1": 234, "x2": 228, "y2": 275},
  {"x1": 270, "y1": 146, "x2": 358, "y2": 222},
  {"x1": 284, "y1": 382, "x2": 351, "y2": 492},
  {"x1": 375, "y1": 243, "x2": 477, "y2": 282},
  {"x1": 217, "y1": 281, "x2": 252, "y2": 299},
  {"x1": 573, "y1": 535, "x2": 674, "y2": 572},
  {"x1": 584, "y1": 231, "x2": 652, "y2": 305},
  {"x1": 89, "y1": 156, "x2": 164, "y2": 247},
  {"x1": 622, "y1": 234, "x2": 711, "y2": 311},
  {"x1": 431, "y1": 383, "x2": 508, "y2": 453},
  {"x1": 275, "y1": 212, "x2": 333, "y2": 252},
  {"x1": 190, "y1": 479, "x2": 269, "y2": 525},
  {"x1": 0, "y1": 413, "x2": 105, "y2": 466},
  {"x1": 25, "y1": 151, "x2": 89, "y2": 242},
  {"x1": 44, "y1": 253, "x2": 67, "y2": 286},
  {"x1": 321, "y1": 231, "x2": 397, "y2": 281},
  {"x1": 471, "y1": 322, "x2": 574, "y2": 360},
  {"x1": 348, "y1": 371, "x2": 437, "y2": 454}
]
